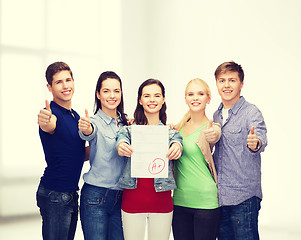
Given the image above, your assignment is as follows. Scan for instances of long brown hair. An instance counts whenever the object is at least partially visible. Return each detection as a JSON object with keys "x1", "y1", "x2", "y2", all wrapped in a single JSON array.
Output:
[
  {"x1": 134, "y1": 79, "x2": 167, "y2": 125},
  {"x1": 94, "y1": 71, "x2": 128, "y2": 126}
]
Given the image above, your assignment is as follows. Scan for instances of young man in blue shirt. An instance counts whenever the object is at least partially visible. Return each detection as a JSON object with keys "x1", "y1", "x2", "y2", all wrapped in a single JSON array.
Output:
[
  {"x1": 213, "y1": 61, "x2": 267, "y2": 240},
  {"x1": 37, "y1": 62, "x2": 87, "y2": 240}
]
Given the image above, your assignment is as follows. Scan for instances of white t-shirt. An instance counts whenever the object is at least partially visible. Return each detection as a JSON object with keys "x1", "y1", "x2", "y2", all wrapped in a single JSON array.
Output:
[{"x1": 222, "y1": 108, "x2": 229, "y2": 125}]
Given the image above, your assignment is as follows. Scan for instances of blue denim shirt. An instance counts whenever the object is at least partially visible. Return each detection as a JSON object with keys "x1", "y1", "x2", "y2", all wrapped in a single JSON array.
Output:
[
  {"x1": 79, "y1": 109, "x2": 127, "y2": 190},
  {"x1": 116, "y1": 122, "x2": 183, "y2": 192},
  {"x1": 213, "y1": 96, "x2": 267, "y2": 206}
]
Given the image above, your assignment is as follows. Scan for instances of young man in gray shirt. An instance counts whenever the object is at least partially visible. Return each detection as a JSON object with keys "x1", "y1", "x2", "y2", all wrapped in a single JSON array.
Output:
[{"x1": 213, "y1": 61, "x2": 267, "y2": 240}]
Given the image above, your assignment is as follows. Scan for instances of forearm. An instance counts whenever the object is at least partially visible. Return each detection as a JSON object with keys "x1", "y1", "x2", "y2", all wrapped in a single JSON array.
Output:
[
  {"x1": 39, "y1": 116, "x2": 56, "y2": 134},
  {"x1": 81, "y1": 124, "x2": 93, "y2": 136}
]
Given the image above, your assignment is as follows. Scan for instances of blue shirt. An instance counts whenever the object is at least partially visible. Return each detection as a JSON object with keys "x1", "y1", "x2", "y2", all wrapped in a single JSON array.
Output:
[
  {"x1": 39, "y1": 101, "x2": 86, "y2": 192},
  {"x1": 213, "y1": 96, "x2": 267, "y2": 206},
  {"x1": 79, "y1": 109, "x2": 127, "y2": 190}
]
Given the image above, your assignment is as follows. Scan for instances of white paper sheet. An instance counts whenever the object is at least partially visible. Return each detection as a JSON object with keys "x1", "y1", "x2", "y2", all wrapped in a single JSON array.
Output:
[{"x1": 131, "y1": 125, "x2": 169, "y2": 178}]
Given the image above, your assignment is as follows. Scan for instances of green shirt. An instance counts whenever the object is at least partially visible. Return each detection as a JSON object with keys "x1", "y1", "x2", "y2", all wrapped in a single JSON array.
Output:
[{"x1": 173, "y1": 124, "x2": 219, "y2": 209}]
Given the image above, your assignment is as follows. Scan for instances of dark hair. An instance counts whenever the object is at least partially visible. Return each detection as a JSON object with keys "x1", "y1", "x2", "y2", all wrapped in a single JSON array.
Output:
[
  {"x1": 134, "y1": 78, "x2": 167, "y2": 125},
  {"x1": 214, "y1": 61, "x2": 244, "y2": 82},
  {"x1": 45, "y1": 62, "x2": 73, "y2": 85},
  {"x1": 94, "y1": 71, "x2": 128, "y2": 126}
]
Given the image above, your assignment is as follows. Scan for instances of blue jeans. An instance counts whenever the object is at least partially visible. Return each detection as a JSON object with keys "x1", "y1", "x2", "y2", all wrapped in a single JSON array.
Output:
[
  {"x1": 36, "y1": 184, "x2": 79, "y2": 240},
  {"x1": 218, "y1": 196, "x2": 261, "y2": 240},
  {"x1": 80, "y1": 183, "x2": 124, "y2": 240}
]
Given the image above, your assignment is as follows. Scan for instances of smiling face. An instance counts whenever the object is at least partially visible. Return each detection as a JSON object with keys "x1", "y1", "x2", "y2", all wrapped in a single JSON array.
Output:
[
  {"x1": 216, "y1": 71, "x2": 244, "y2": 109},
  {"x1": 47, "y1": 70, "x2": 74, "y2": 109},
  {"x1": 139, "y1": 84, "x2": 165, "y2": 116},
  {"x1": 185, "y1": 81, "x2": 211, "y2": 113},
  {"x1": 96, "y1": 78, "x2": 122, "y2": 116}
]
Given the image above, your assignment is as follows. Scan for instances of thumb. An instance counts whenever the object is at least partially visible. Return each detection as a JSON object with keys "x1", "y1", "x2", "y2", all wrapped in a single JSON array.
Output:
[
  {"x1": 208, "y1": 119, "x2": 213, "y2": 128},
  {"x1": 45, "y1": 100, "x2": 51, "y2": 112},
  {"x1": 85, "y1": 109, "x2": 89, "y2": 119},
  {"x1": 250, "y1": 126, "x2": 255, "y2": 135}
]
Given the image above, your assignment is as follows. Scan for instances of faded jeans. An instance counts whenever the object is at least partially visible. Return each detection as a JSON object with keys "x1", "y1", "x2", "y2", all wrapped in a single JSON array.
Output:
[
  {"x1": 218, "y1": 196, "x2": 261, "y2": 240},
  {"x1": 80, "y1": 183, "x2": 124, "y2": 240},
  {"x1": 36, "y1": 184, "x2": 79, "y2": 240}
]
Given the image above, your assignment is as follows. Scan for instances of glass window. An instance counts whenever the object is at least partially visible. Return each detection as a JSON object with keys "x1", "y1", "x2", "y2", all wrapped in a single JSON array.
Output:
[{"x1": 0, "y1": 0, "x2": 121, "y2": 179}]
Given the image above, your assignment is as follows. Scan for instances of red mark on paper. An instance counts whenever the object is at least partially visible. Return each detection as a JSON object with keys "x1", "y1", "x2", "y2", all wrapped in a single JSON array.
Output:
[{"x1": 148, "y1": 158, "x2": 165, "y2": 175}]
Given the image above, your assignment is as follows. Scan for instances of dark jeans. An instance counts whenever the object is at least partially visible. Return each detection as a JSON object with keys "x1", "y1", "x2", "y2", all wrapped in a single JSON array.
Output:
[
  {"x1": 172, "y1": 205, "x2": 221, "y2": 240},
  {"x1": 36, "y1": 184, "x2": 79, "y2": 240},
  {"x1": 218, "y1": 196, "x2": 261, "y2": 240},
  {"x1": 80, "y1": 183, "x2": 124, "y2": 240}
]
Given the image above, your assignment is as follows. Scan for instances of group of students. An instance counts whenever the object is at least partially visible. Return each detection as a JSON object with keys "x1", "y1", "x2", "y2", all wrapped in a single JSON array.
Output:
[{"x1": 36, "y1": 61, "x2": 267, "y2": 240}]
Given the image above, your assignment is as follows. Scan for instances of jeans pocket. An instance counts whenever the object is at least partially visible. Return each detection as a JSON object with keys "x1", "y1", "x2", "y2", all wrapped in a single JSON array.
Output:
[
  {"x1": 82, "y1": 192, "x2": 105, "y2": 207},
  {"x1": 48, "y1": 192, "x2": 73, "y2": 205}
]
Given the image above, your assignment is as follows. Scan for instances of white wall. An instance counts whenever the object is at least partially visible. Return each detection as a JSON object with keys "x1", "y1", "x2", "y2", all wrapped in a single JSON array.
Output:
[
  {"x1": 0, "y1": 0, "x2": 300, "y2": 236},
  {"x1": 120, "y1": 0, "x2": 301, "y2": 233}
]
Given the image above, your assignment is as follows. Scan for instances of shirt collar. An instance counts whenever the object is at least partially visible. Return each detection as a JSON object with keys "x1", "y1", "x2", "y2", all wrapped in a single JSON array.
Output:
[
  {"x1": 96, "y1": 109, "x2": 122, "y2": 125},
  {"x1": 50, "y1": 101, "x2": 73, "y2": 114},
  {"x1": 218, "y1": 96, "x2": 245, "y2": 115},
  {"x1": 158, "y1": 121, "x2": 164, "y2": 126}
]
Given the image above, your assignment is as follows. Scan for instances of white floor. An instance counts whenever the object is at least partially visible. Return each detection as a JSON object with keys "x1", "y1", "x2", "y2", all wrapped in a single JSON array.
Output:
[{"x1": 0, "y1": 215, "x2": 301, "y2": 240}]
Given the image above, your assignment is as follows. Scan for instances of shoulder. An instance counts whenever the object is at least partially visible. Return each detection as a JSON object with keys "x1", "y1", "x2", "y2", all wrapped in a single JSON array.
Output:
[
  {"x1": 122, "y1": 125, "x2": 131, "y2": 133},
  {"x1": 117, "y1": 125, "x2": 132, "y2": 135},
  {"x1": 168, "y1": 128, "x2": 182, "y2": 141},
  {"x1": 213, "y1": 109, "x2": 219, "y2": 115},
  {"x1": 90, "y1": 113, "x2": 110, "y2": 128},
  {"x1": 240, "y1": 98, "x2": 260, "y2": 111},
  {"x1": 50, "y1": 105, "x2": 63, "y2": 118},
  {"x1": 241, "y1": 101, "x2": 264, "y2": 119},
  {"x1": 213, "y1": 109, "x2": 221, "y2": 121}
]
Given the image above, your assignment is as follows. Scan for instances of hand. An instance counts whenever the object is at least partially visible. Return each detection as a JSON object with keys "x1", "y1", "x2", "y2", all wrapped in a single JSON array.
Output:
[
  {"x1": 203, "y1": 120, "x2": 218, "y2": 143},
  {"x1": 166, "y1": 142, "x2": 182, "y2": 160},
  {"x1": 38, "y1": 100, "x2": 52, "y2": 125},
  {"x1": 247, "y1": 126, "x2": 261, "y2": 151},
  {"x1": 117, "y1": 142, "x2": 134, "y2": 157},
  {"x1": 127, "y1": 118, "x2": 135, "y2": 125},
  {"x1": 38, "y1": 100, "x2": 56, "y2": 133},
  {"x1": 78, "y1": 109, "x2": 93, "y2": 135},
  {"x1": 167, "y1": 123, "x2": 176, "y2": 130}
]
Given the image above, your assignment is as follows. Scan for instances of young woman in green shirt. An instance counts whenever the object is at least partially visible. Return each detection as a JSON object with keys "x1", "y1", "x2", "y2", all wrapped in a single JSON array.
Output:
[{"x1": 172, "y1": 78, "x2": 221, "y2": 240}]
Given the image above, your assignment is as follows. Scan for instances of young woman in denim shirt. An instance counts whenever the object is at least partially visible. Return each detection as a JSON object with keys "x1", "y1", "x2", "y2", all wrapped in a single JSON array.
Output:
[
  {"x1": 78, "y1": 71, "x2": 128, "y2": 240},
  {"x1": 116, "y1": 79, "x2": 182, "y2": 240},
  {"x1": 172, "y1": 79, "x2": 221, "y2": 240}
]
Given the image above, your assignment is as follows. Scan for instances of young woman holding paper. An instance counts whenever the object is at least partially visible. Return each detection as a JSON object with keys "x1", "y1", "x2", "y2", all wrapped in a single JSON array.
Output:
[
  {"x1": 116, "y1": 79, "x2": 182, "y2": 240},
  {"x1": 172, "y1": 78, "x2": 221, "y2": 240}
]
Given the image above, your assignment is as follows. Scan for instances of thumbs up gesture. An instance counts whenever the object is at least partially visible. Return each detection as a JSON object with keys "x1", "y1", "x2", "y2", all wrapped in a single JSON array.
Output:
[
  {"x1": 78, "y1": 109, "x2": 93, "y2": 135},
  {"x1": 38, "y1": 100, "x2": 57, "y2": 133},
  {"x1": 247, "y1": 126, "x2": 261, "y2": 151},
  {"x1": 204, "y1": 120, "x2": 219, "y2": 143}
]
